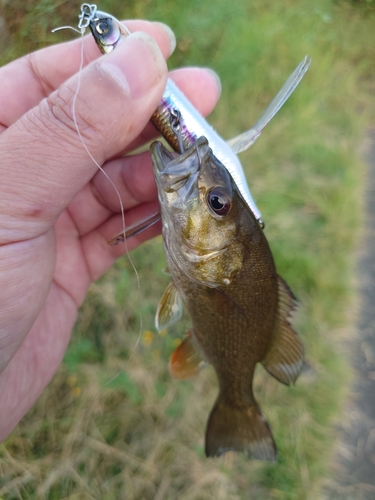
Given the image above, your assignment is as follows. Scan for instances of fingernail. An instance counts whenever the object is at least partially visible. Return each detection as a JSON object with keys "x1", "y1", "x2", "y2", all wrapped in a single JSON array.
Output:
[
  {"x1": 98, "y1": 32, "x2": 166, "y2": 99},
  {"x1": 205, "y1": 69, "x2": 222, "y2": 98},
  {"x1": 154, "y1": 22, "x2": 176, "y2": 57}
]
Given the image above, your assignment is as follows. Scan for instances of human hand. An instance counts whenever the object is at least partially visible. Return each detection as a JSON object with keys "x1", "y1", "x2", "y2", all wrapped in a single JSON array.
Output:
[{"x1": 0, "y1": 21, "x2": 221, "y2": 441}]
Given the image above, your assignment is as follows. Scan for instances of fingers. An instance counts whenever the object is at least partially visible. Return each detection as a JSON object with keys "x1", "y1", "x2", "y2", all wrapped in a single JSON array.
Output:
[
  {"x1": 93, "y1": 152, "x2": 157, "y2": 211},
  {"x1": 50, "y1": 199, "x2": 161, "y2": 309},
  {"x1": 80, "y1": 201, "x2": 162, "y2": 283},
  {"x1": 67, "y1": 151, "x2": 156, "y2": 237},
  {"x1": 0, "y1": 20, "x2": 175, "y2": 130},
  {"x1": 0, "y1": 32, "x2": 168, "y2": 245},
  {"x1": 170, "y1": 67, "x2": 221, "y2": 116}
]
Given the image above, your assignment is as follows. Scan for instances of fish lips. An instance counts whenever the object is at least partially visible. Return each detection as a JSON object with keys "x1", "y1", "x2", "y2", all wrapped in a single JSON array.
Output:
[{"x1": 150, "y1": 137, "x2": 210, "y2": 206}]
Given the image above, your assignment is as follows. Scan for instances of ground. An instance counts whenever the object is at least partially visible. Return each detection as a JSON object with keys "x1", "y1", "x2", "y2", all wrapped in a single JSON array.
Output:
[{"x1": 326, "y1": 132, "x2": 375, "y2": 500}]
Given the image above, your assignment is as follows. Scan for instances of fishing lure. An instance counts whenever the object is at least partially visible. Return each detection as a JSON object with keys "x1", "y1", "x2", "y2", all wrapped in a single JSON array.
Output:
[{"x1": 77, "y1": 4, "x2": 310, "y2": 235}]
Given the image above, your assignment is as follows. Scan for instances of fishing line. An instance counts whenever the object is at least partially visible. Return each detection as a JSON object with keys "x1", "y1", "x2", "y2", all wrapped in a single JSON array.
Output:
[
  {"x1": 53, "y1": 22, "x2": 144, "y2": 359},
  {"x1": 75, "y1": 33, "x2": 143, "y2": 359}
]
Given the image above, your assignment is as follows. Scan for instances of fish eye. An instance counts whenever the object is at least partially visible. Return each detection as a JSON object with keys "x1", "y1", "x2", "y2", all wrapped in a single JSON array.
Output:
[
  {"x1": 207, "y1": 188, "x2": 232, "y2": 216},
  {"x1": 96, "y1": 21, "x2": 109, "y2": 35}
]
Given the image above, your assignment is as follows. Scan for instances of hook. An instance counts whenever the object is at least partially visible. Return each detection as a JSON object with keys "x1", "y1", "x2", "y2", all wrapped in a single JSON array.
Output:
[{"x1": 170, "y1": 108, "x2": 185, "y2": 153}]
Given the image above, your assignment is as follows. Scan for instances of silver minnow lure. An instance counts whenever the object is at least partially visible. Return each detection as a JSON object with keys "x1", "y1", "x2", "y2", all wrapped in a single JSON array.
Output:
[{"x1": 78, "y1": 4, "x2": 311, "y2": 225}]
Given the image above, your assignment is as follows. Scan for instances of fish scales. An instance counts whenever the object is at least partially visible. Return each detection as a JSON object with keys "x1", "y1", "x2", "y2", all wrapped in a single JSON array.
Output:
[{"x1": 179, "y1": 237, "x2": 278, "y2": 404}]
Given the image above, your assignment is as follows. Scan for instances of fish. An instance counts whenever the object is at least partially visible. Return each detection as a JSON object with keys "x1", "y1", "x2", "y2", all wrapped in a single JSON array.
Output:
[
  {"x1": 150, "y1": 136, "x2": 304, "y2": 460},
  {"x1": 79, "y1": 3, "x2": 311, "y2": 241},
  {"x1": 77, "y1": 4, "x2": 306, "y2": 459}
]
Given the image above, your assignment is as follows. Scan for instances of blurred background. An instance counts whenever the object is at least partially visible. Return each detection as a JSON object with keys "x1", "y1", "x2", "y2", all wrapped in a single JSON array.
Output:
[{"x1": 0, "y1": 0, "x2": 375, "y2": 498}]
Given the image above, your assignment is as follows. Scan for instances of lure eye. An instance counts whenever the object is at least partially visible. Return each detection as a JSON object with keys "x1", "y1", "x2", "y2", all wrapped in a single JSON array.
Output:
[
  {"x1": 96, "y1": 21, "x2": 109, "y2": 35},
  {"x1": 207, "y1": 188, "x2": 232, "y2": 216}
]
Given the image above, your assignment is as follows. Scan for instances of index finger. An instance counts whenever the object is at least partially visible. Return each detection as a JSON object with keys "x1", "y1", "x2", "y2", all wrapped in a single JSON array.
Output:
[{"x1": 0, "y1": 20, "x2": 174, "y2": 130}]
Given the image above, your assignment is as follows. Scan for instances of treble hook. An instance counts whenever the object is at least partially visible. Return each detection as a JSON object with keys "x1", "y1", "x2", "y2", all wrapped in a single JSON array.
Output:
[
  {"x1": 78, "y1": 3, "x2": 98, "y2": 30},
  {"x1": 170, "y1": 108, "x2": 185, "y2": 153}
]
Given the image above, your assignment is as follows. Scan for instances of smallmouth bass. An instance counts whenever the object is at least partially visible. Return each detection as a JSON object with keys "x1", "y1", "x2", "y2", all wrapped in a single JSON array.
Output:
[{"x1": 151, "y1": 137, "x2": 304, "y2": 460}]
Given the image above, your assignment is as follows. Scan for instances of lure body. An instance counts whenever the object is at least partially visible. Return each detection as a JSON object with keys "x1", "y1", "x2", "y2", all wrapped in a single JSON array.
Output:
[
  {"x1": 79, "y1": 4, "x2": 310, "y2": 231},
  {"x1": 85, "y1": 6, "x2": 261, "y2": 220}
]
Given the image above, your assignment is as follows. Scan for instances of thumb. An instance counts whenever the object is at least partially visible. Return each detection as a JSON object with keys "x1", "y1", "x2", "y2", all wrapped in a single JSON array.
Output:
[{"x1": 0, "y1": 31, "x2": 168, "y2": 244}]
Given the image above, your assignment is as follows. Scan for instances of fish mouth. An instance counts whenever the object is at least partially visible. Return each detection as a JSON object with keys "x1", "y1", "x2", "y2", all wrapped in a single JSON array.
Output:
[
  {"x1": 150, "y1": 137, "x2": 210, "y2": 194},
  {"x1": 150, "y1": 137, "x2": 210, "y2": 203}
]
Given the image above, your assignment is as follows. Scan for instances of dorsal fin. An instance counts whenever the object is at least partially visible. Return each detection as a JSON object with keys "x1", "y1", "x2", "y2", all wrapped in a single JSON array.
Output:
[
  {"x1": 169, "y1": 331, "x2": 207, "y2": 379},
  {"x1": 155, "y1": 281, "x2": 183, "y2": 332},
  {"x1": 262, "y1": 275, "x2": 304, "y2": 385}
]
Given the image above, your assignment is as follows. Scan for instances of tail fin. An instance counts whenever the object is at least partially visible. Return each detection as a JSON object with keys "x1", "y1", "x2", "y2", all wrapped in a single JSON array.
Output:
[{"x1": 205, "y1": 397, "x2": 277, "y2": 461}]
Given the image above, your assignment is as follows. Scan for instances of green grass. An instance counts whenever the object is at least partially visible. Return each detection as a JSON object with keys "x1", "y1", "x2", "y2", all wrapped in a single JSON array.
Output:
[{"x1": 1, "y1": 0, "x2": 375, "y2": 498}]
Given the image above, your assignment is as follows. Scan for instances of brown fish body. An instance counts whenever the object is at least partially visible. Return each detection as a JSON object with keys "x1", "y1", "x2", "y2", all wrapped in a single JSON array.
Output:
[
  {"x1": 151, "y1": 137, "x2": 303, "y2": 460},
  {"x1": 170, "y1": 201, "x2": 278, "y2": 401}
]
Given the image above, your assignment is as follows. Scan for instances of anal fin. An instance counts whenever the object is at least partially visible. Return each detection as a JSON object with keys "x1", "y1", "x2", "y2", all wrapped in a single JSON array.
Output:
[
  {"x1": 169, "y1": 332, "x2": 207, "y2": 380},
  {"x1": 262, "y1": 275, "x2": 304, "y2": 385}
]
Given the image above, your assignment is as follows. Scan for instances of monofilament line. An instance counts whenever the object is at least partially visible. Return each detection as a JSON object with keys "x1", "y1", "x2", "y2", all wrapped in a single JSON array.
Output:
[{"x1": 72, "y1": 31, "x2": 143, "y2": 358}]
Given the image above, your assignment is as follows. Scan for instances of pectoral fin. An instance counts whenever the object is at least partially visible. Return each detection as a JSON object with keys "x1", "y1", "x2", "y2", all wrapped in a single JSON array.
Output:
[
  {"x1": 169, "y1": 332, "x2": 207, "y2": 379},
  {"x1": 262, "y1": 275, "x2": 304, "y2": 385},
  {"x1": 155, "y1": 282, "x2": 183, "y2": 332},
  {"x1": 108, "y1": 212, "x2": 160, "y2": 246}
]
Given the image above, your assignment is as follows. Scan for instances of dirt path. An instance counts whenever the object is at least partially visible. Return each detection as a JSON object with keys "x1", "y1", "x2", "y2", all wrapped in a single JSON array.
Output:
[{"x1": 325, "y1": 133, "x2": 375, "y2": 499}]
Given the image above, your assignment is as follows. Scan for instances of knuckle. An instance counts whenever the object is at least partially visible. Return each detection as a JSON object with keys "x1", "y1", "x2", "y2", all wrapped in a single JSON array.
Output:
[
  {"x1": 26, "y1": 52, "x2": 54, "y2": 97},
  {"x1": 44, "y1": 83, "x2": 100, "y2": 148}
]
